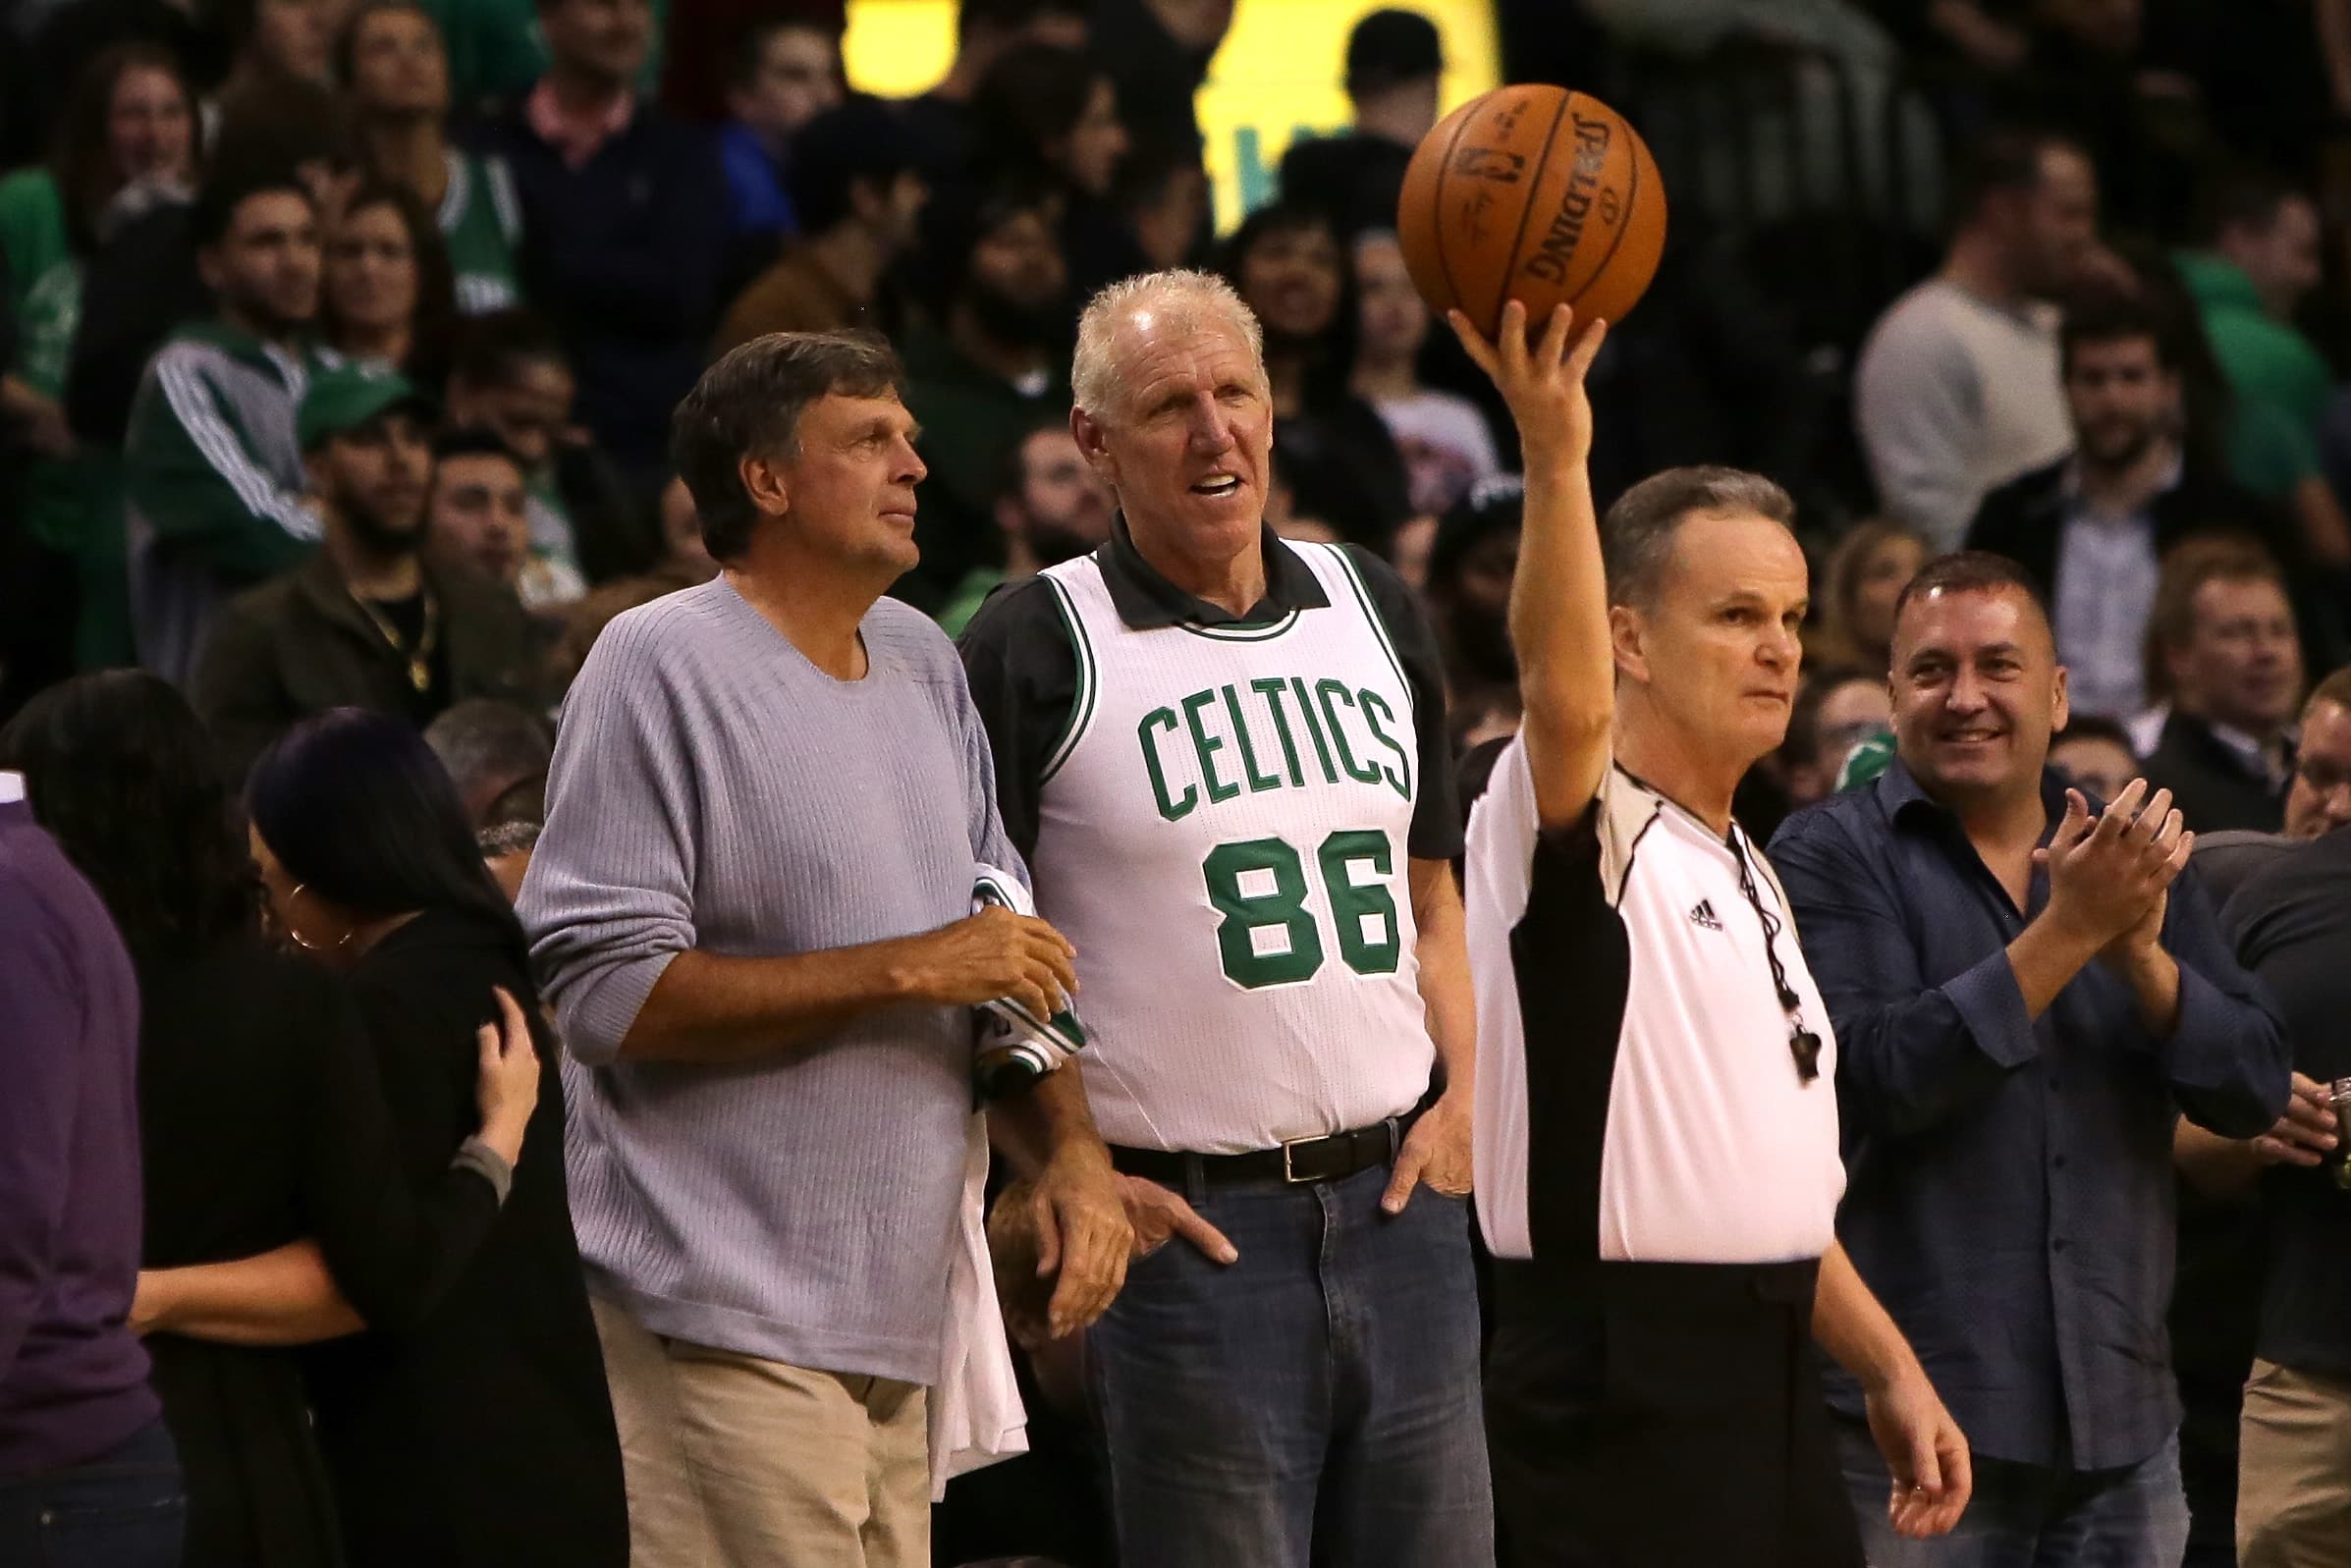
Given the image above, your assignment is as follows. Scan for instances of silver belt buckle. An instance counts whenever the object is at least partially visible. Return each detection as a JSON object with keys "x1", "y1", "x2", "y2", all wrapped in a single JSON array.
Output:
[{"x1": 1281, "y1": 1133, "x2": 1316, "y2": 1183}]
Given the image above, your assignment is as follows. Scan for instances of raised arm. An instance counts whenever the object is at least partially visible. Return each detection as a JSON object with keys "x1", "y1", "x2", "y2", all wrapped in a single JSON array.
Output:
[{"x1": 1447, "y1": 301, "x2": 1612, "y2": 830}]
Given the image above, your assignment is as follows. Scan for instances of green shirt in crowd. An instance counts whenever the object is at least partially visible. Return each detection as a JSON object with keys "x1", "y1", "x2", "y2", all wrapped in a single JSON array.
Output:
[
  {"x1": 437, "y1": 148, "x2": 525, "y2": 315},
  {"x1": 419, "y1": 0, "x2": 667, "y2": 106},
  {"x1": 0, "y1": 166, "x2": 134, "y2": 666}
]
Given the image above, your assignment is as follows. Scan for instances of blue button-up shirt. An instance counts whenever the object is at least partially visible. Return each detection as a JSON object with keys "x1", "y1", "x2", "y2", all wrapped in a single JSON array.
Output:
[{"x1": 1770, "y1": 761, "x2": 2288, "y2": 1471}]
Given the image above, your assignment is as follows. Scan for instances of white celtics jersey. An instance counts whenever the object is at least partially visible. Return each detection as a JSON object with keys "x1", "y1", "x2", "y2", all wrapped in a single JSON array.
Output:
[{"x1": 1030, "y1": 542, "x2": 1435, "y2": 1154}]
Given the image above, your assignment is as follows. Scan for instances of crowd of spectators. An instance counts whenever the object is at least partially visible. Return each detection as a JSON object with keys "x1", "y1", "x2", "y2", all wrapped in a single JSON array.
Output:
[{"x1": 8, "y1": 0, "x2": 2351, "y2": 1564}]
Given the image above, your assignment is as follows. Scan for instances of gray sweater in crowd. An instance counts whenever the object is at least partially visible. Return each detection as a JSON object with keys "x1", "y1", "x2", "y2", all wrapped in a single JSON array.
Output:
[{"x1": 519, "y1": 577, "x2": 1014, "y2": 1384}]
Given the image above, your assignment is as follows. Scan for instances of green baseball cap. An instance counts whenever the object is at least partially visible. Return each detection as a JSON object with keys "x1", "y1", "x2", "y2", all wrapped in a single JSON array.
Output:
[{"x1": 298, "y1": 361, "x2": 435, "y2": 451}]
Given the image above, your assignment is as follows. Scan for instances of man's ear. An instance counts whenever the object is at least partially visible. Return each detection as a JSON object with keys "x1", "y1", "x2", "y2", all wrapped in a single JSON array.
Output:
[
  {"x1": 301, "y1": 447, "x2": 331, "y2": 497},
  {"x1": 2050, "y1": 663, "x2": 2071, "y2": 737},
  {"x1": 1609, "y1": 602, "x2": 1648, "y2": 684},
  {"x1": 195, "y1": 243, "x2": 224, "y2": 298},
  {"x1": 738, "y1": 451, "x2": 790, "y2": 519},
  {"x1": 1070, "y1": 406, "x2": 1118, "y2": 489}
]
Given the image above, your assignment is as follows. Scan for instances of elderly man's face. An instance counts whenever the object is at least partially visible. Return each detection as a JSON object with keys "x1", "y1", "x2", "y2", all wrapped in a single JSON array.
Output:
[{"x1": 1076, "y1": 309, "x2": 1273, "y2": 568}]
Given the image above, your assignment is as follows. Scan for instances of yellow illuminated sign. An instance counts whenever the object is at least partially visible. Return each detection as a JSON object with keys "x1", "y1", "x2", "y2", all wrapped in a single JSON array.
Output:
[{"x1": 842, "y1": 0, "x2": 1501, "y2": 234}]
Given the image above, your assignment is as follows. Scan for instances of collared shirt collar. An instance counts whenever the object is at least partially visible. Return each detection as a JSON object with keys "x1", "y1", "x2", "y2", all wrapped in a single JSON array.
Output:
[
  {"x1": 0, "y1": 771, "x2": 25, "y2": 805},
  {"x1": 1879, "y1": 753, "x2": 2075, "y2": 847},
  {"x1": 526, "y1": 78, "x2": 636, "y2": 170},
  {"x1": 2055, "y1": 449, "x2": 2184, "y2": 520},
  {"x1": 1093, "y1": 513, "x2": 1331, "y2": 630},
  {"x1": 2204, "y1": 717, "x2": 2296, "y2": 787}
]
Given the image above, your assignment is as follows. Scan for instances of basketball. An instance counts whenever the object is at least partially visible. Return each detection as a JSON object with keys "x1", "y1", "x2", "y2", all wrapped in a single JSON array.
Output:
[{"x1": 1396, "y1": 84, "x2": 1668, "y2": 341}]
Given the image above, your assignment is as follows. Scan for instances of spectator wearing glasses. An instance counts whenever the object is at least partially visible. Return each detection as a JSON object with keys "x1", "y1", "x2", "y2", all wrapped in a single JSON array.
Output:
[{"x1": 1772, "y1": 551, "x2": 2290, "y2": 1563}]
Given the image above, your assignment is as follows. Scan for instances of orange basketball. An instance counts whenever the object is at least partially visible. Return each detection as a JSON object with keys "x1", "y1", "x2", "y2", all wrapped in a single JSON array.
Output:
[{"x1": 1396, "y1": 85, "x2": 1667, "y2": 341}]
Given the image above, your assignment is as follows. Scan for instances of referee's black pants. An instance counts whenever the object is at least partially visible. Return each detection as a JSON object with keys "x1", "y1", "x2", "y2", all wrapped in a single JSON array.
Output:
[{"x1": 1485, "y1": 1255, "x2": 1864, "y2": 1568}]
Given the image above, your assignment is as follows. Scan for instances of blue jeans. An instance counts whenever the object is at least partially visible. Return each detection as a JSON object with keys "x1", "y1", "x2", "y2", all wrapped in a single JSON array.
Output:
[
  {"x1": 0, "y1": 1420, "x2": 186, "y2": 1568},
  {"x1": 1836, "y1": 1420, "x2": 2189, "y2": 1567},
  {"x1": 1087, "y1": 1161, "x2": 1494, "y2": 1568}
]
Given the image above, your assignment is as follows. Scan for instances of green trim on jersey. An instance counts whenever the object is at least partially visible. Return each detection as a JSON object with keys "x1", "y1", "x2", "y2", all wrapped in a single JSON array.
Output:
[
  {"x1": 1321, "y1": 544, "x2": 1411, "y2": 706},
  {"x1": 1180, "y1": 607, "x2": 1302, "y2": 642},
  {"x1": 1040, "y1": 573, "x2": 1098, "y2": 782}
]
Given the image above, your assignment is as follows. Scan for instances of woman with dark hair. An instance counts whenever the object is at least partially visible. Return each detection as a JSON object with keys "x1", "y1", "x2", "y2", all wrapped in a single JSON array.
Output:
[
  {"x1": 0, "y1": 42, "x2": 195, "y2": 671},
  {"x1": 0, "y1": 673, "x2": 539, "y2": 1568},
  {"x1": 224, "y1": 707, "x2": 627, "y2": 1568},
  {"x1": 969, "y1": 39, "x2": 1150, "y2": 305},
  {"x1": 1219, "y1": 200, "x2": 1416, "y2": 551},
  {"x1": 321, "y1": 179, "x2": 461, "y2": 392}
]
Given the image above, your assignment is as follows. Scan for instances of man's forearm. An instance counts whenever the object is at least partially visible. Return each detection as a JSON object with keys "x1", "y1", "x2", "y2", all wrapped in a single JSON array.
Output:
[
  {"x1": 1813, "y1": 1240, "x2": 1923, "y2": 1393},
  {"x1": 2006, "y1": 916, "x2": 2104, "y2": 1020},
  {"x1": 622, "y1": 942, "x2": 922, "y2": 1064},
  {"x1": 2173, "y1": 1118, "x2": 2262, "y2": 1201},
  {"x1": 1409, "y1": 859, "x2": 1476, "y2": 1100},
  {"x1": 989, "y1": 1065, "x2": 1111, "y2": 1179},
  {"x1": 2114, "y1": 945, "x2": 2183, "y2": 1038}
]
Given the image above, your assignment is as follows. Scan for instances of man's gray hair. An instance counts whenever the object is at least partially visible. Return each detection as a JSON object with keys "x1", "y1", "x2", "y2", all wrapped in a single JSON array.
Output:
[
  {"x1": 1603, "y1": 465, "x2": 1797, "y2": 610},
  {"x1": 1071, "y1": 270, "x2": 1265, "y2": 421}
]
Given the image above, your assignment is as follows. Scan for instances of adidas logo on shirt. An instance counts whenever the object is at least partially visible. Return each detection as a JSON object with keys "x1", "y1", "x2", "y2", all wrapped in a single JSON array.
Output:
[{"x1": 1688, "y1": 899, "x2": 1723, "y2": 932}]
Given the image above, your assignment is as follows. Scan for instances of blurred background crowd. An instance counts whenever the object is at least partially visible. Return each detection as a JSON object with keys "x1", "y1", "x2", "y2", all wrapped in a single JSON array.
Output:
[{"x1": 7, "y1": 0, "x2": 2351, "y2": 1564}]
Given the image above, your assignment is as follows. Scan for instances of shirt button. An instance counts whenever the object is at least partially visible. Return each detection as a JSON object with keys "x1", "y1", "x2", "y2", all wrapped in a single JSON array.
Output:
[
  {"x1": 2052, "y1": 1154, "x2": 2068, "y2": 1170},
  {"x1": 2052, "y1": 1238, "x2": 2069, "y2": 1254},
  {"x1": 2050, "y1": 1078, "x2": 2063, "y2": 1092}
]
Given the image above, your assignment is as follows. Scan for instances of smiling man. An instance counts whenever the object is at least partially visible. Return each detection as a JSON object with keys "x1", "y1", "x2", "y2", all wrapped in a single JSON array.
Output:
[
  {"x1": 521, "y1": 330, "x2": 1128, "y2": 1568},
  {"x1": 959, "y1": 269, "x2": 1488, "y2": 1567},
  {"x1": 1771, "y1": 550, "x2": 2290, "y2": 1565}
]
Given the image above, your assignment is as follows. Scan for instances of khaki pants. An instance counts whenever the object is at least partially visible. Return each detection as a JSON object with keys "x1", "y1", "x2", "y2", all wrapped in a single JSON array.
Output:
[
  {"x1": 2238, "y1": 1357, "x2": 2351, "y2": 1568},
  {"x1": 589, "y1": 1294, "x2": 930, "y2": 1568}
]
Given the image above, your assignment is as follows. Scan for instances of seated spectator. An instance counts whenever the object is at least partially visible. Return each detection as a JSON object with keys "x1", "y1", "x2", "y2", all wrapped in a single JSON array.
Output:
[
  {"x1": 2282, "y1": 665, "x2": 2351, "y2": 839},
  {"x1": 901, "y1": 179, "x2": 1074, "y2": 610},
  {"x1": 968, "y1": 40, "x2": 1145, "y2": 303},
  {"x1": 1, "y1": 669, "x2": 538, "y2": 1568},
  {"x1": 2176, "y1": 168, "x2": 2330, "y2": 446},
  {"x1": 1970, "y1": 292, "x2": 2298, "y2": 721},
  {"x1": 424, "y1": 0, "x2": 667, "y2": 108},
  {"x1": 217, "y1": 0, "x2": 342, "y2": 101},
  {"x1": 2144, "y1": 535, "x2": 2306, "y2": 832},
  {"x1": 899, "y1": 0, "x2": 1091, "y2": 186},
  {"x1": 2048, "y1": 713, "x2": 2141, "y2": 803},
  {"x1": 1423, "y1": 474, "x2": 1521, "y2": 693},
  {"x1": 444, "y1": 308, "x2": 636, "y2": 583},
  {"x1": 1117, "y1": 141, "x2": 1209, "y2": 272},
  {"x1": 341, "y1": 0, "x2": 524, "y2": 315},
  {"x1": 11, "y1": 0, "x2": 221, "y2": 172},
  {"x1": 1805, "y1": 517, "x2": 1926, "y2": 676},
  {"x1": 191, "y1": 364, "x2": 546, "y2": 781},
  {"x1": 122, "y1": 160, "x2": 328, "y2": 686},
  {"x1": 1854, "y1": 128, "x2": 2096, "y2": 549},
  {"x1": 425, "y1": 426, "x2": 584, "y2": 610},
  {"x1": 64, "y1": 79, "x2": 355, "y2": 456},
  {"x1": 1351, "y1": 228, "x2": 1502, "y2": 515},
  {"x1": 1089, "y1": 0, "x2": 1230, "y2": 169},
  {"x1": 479, "y1": 0, "x2": 728, "y2": 484},
  {"x1": 717, "y1": 15, "x2": 844, "y2": 251},
  {"x1": 938, "y1": 417, "x2": 1115, "y2": 635},
  {"x1": 1221, "y1": 199, "x2": 1414, "y2": 550},
  {"x1": 1773, "y1": 664, "x2": 1893, "y2": 809},
  {"x1": 178, "y1": 708, "x2": 627, "y2": 1566},
  {"x1": 321, "y1": 180, "x2": 460, "y2": 390},
  {"x1": 423, "y1": 694, "x2": 553, "y2": 829},
  {"x1": 0, "y1": 43, "x2": 195, "y2": 676},
  {"x1": 0, "y1": 737, "x2": 181, "y2": 1563},
  {"x1": 713, "y1": 96, "x2": 926, "y2": 352},
  {"x1": 1278, "y1": 7, "x2": 1439, "y2": 238}
]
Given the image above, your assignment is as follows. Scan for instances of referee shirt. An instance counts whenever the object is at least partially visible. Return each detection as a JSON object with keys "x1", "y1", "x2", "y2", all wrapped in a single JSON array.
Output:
[{"x1": 1465, "y1": 736, "x2": 1845, "y2": 1267}]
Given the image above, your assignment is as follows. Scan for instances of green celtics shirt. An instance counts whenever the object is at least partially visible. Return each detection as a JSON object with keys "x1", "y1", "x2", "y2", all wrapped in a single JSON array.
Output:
[{"x1": 438, "y1": 149, "x2": 524, "y2": 314}]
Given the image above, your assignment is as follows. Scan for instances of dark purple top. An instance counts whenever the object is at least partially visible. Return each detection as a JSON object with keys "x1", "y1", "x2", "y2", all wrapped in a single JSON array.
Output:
[{"x1": 0, "y1": 791, "x2": 157, "y2": 1476}]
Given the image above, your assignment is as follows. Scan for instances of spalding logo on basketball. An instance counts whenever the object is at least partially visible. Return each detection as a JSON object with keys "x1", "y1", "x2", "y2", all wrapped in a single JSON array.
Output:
[{"x1": 1397, "y1": 85, "x2": 1667, "y2": 340}]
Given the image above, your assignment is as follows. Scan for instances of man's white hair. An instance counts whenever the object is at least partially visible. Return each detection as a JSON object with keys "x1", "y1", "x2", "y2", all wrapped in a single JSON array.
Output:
[{"x1": 1070, "y1": 269, "x2": 1266, "y2": 422}]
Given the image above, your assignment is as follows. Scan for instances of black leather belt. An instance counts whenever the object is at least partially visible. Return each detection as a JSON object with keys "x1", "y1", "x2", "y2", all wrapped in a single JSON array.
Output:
[{"x1": 1110, "y1": 1108, "x2": 1422, "y2": 1188}]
